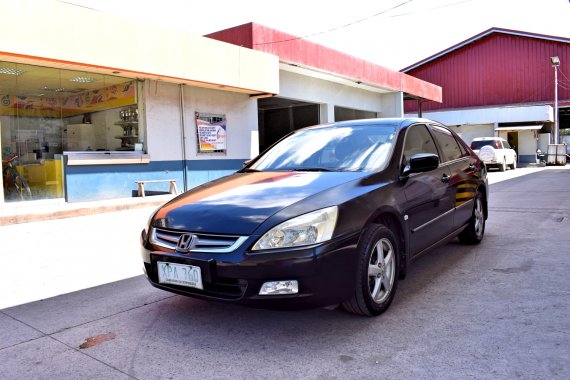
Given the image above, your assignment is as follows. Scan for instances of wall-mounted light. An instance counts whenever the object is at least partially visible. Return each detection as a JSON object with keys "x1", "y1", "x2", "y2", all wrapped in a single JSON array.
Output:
[{"x1": 550, "y1": 56, "x2": 560, "y2": 66}]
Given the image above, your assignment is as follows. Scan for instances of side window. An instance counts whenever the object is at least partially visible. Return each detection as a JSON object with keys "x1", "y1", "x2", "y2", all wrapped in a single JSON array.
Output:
[
  {"x1": 455, "y1": 136, "x2": 471, "y2": 157},
  {"x1": 431, "y1": 125, "x2": 463, "y2": 162},
  {"x1": 403, "y1": 124, "x2": 439, "y2": 165},
  {"x1": 502, "y1": 140, "x2": 512, "y2": 149}
]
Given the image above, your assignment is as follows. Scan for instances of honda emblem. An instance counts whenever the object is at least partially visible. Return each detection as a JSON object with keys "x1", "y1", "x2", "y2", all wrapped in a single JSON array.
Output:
[{"x1": 176, "y1": 234, "x2": 197, "y2": 253}]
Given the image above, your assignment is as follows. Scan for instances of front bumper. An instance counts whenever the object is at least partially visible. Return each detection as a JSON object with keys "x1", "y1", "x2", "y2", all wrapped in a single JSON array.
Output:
[{"x1": 140, "y1": 231, "x2": 361, "y2": 310}]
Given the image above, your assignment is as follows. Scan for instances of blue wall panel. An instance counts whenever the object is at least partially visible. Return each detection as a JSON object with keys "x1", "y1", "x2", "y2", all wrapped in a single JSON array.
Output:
[{"x1": 64, "y1": 159, "x2": 244, "y2": 202}]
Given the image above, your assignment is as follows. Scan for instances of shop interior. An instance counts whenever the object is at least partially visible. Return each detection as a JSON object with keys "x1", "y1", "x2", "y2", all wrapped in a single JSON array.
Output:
[{"x1": 0, "y1": 61, "x2": 138, "y2": 202}]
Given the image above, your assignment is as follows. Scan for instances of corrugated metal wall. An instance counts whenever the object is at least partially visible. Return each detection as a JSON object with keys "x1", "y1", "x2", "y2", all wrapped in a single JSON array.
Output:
[{"x1": 405, "y1": 33, "x2": 570, "y2": 112}]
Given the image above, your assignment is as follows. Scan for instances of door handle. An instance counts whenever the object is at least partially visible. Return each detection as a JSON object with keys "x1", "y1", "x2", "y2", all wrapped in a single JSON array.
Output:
[{"x1": 441, "y1": 174, "x2": 451, "y2": 183}]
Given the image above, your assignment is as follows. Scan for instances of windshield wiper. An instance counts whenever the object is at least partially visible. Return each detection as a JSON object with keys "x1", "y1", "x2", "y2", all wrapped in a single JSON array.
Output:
[
  {"x1": 292, "y1": 167, "x2": 334, "y2": 172},
  {"x1": 242, "y1": 168, "x2": 263, "y2": 172}
]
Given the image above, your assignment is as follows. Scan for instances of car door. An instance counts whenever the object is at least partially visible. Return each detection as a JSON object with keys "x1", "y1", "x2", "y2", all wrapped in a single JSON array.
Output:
[
  {"x1": 400, "y1": 124, "x2": 455, "y2": 256},
  {"x1": 429, "y1": 124, "x2": 479, "y2": 230}
]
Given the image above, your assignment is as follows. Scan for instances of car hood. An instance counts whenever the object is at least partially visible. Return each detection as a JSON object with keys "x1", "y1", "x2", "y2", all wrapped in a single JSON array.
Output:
[{"x1": 152, "y1": 171, "x2": 367, "y2": 235}]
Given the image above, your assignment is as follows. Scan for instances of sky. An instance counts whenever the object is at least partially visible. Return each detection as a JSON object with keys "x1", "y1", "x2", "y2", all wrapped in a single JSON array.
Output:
[{"x1": 63, "y1": 0, "x2": 570, "y2": 71}]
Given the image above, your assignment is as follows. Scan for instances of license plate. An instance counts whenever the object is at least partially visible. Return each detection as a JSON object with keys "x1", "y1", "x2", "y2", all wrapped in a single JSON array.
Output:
[{"x1": 157, "y1": 261, "x2": 203, "y2": 290}]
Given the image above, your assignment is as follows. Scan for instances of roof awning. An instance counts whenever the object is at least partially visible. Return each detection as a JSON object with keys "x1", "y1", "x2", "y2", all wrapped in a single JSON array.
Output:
[{"x1": 495, "y1": 125, "x2": 543, "y2": 131}]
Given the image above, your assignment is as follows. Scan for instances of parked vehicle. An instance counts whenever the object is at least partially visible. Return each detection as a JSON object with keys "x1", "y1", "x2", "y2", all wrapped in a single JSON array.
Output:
[
  {"x1": 470, "y1": 137, "x2": 517, "y2": 171},
  {"x1": 140, "y1": 118, "x2": 488, "y2": 317}
]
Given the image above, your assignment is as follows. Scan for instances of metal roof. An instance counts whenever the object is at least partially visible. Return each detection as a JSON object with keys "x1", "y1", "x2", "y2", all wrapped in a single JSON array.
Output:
[{"x1": 401, "y1": 27, "x2": 570, "y2": 73}]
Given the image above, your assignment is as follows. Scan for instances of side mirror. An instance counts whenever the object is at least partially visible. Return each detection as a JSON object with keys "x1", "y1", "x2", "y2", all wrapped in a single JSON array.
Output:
[{"x1": 403, "y1": 153, "x2": 439, "y2": 176}]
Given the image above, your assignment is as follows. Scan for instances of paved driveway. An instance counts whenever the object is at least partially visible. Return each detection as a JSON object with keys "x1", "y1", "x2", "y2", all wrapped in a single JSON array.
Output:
[{"x1": 1, "y1": 166, "x2": 569, "y2": 379}]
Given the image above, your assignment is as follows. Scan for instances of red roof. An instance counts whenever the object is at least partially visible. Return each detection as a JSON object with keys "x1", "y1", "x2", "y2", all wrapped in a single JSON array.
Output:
[
  {"x1": 401, "y1": 28, "x2": 570, "y2": 112},
  {"x1": 402, "y1": 27, "x2": 570, "y2": 72},
  {"x1": 206, "y1": 23, "x2": 442, "y2": 103}
]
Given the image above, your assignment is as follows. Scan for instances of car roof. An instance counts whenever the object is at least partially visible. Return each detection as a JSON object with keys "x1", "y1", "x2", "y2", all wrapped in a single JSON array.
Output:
[{"x1": 301, "y1": 117, "x2": 443, "y2": 131}]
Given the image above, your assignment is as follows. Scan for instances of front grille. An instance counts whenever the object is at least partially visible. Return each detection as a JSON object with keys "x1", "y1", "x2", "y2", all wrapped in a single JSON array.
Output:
[{"x1": 150, "y1": 227, "x2": 248, "y2": 253}]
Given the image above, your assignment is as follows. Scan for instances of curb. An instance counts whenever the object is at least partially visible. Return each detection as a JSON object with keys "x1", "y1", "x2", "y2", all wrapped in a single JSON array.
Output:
[{"x1": 0, "y1": 195, "x2": 174, "y2": 226}]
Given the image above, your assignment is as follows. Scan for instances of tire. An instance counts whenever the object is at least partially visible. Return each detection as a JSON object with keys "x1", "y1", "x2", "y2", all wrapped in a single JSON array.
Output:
[
  {"x1": 342, "y1": 224, "x2": 399, "y2": 317},
  {"x1": 499, "y1": 158, "x2": 506, "y2": 172},
  {"x1": 510, "y1": 159, "x2": 517, "y2": 170},
  {"x1": 14, "y1": 175, "x2": 32, "y2": 200},
  {"x1": 458, "y1": 192, "x2": 485, "y2": 245}
]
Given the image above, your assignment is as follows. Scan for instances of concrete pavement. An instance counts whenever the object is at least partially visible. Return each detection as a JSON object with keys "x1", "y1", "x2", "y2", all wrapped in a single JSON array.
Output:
[{"x1": 0, "y1": 165, "x2": 569, "y2": 379}]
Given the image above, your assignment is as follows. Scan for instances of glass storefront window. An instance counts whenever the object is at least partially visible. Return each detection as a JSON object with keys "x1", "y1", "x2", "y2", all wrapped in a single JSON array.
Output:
[{"x1": 0, "y1": 61, "x2": 140, "y2": 202}]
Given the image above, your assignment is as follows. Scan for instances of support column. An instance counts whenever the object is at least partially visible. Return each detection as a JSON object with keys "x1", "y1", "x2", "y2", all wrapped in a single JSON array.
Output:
[
  {"x1": 320, "y1": 103, "x2": 335, "y2": 123},
  {"x1": 380, "y1": 93, "x2": 404, "y2": 117}
]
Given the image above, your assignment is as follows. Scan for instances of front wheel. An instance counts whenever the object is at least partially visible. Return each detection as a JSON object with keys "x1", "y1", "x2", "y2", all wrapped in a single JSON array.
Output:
[
  {"x1": 14, "y1": 175, "x2": 32, "y2": 200},
  {"x1": 510, "y1": 159, "x2": 517, "y2": 170},
  {"x1": 458, "y1": 192, "x2": 485, "y2": 245},
  {"x1": 342, "y1": 224, "x2": 399, "y2": 317}
]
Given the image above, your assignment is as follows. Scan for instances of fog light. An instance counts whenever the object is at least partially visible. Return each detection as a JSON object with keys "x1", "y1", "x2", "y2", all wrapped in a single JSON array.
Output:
[{"x1": 259, "y1": 280, "x2": 299, "y2": 295}]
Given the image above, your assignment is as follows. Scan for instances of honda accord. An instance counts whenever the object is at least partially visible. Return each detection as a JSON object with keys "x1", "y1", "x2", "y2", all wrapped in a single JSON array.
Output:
[{"x1": 140, "y1": 118, "x2": 488, "y2": 316}]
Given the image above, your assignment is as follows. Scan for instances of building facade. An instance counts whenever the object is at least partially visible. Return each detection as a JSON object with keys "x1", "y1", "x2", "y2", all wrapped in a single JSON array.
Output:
[
  {"x1": 402, "y1": 28, "x2": 570, "y2": 164},
  {"x1": 1, "y1": 1, "x2": 440, "y2": 205}
]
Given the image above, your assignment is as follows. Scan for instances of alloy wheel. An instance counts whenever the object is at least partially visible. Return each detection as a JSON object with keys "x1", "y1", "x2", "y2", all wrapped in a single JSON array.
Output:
[
  {"x1": 368, "y1": 238, "x2": 395, "y2": 304},
  {"x1": 474, "y1": 197, "x2": 485, "y2": 238}
]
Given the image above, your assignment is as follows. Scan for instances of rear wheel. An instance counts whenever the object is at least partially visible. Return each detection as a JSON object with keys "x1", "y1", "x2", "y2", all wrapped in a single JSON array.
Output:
[
  {"x1": 499, "y1": 158, "x2": 507, "y2": 172},
  {"x1": 458, "y1": 192, "x2": 485, "y2": 245},
  {"x1": 342, "y1": 224, "x2": 399, "y2": 317}
]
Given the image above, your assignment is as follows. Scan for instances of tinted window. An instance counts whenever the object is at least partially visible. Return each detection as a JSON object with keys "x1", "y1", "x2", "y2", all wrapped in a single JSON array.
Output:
[
  {"x1": 470, "y1": 140, "x2": 500, "y2": 150},
  {"x1": 454, "y1": 135, "x2": 471, "y2": 157},
  {"x1": 403, "y1": 124, "x2": 439, "y2": 165},
  {"x1": 431, "y1": 125, "x2": 463, "y2": 162},
  {"x1": 250, "y1": 125, "x2": 397, "y2": 172}
]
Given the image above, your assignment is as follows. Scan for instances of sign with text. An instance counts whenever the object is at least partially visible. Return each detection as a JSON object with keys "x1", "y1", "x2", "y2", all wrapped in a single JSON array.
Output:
[{"x1": 195, "y1": 112, "x2": 227, "y2": 153}]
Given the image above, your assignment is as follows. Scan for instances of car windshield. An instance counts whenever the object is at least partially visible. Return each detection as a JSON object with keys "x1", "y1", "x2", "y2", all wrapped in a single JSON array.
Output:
[
  {"x1": 248, "y1": 125, "x2": 398, "y2": 172},
  {"x1": 471, "y1": 140, "x2": 500, "y2": 150}
]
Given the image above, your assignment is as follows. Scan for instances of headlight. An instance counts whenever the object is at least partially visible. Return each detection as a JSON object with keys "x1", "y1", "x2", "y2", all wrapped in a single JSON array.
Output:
[{"x1": 252, "y1": 206, "x2": 338, "y2": 250}]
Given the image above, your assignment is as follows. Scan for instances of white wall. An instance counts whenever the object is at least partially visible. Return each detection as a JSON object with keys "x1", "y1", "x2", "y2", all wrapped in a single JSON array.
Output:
[
  {"x1": 4, "y1": 0, "x2": 279, "y2": 95},
  {"x1": 380, "y1": 93, "x2": 404, "y2": 117},
  {"x1": 279, "y1": 71, "x2": 384, "y2": 115},
  {"x1": 144, "y1": 81, "x2": 258, "y2": 162},
  {"x1": 420, "y1": 105, "x2": 553, "y2": 126},
  {"x1": 454, "y1": 124, "x2": 495, "y2": 145}
]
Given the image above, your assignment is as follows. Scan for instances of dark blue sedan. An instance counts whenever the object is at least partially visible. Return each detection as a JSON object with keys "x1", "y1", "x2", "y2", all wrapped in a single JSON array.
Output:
[{"x1": 140, "y1": 118, "x2": 488, "y2": 316}]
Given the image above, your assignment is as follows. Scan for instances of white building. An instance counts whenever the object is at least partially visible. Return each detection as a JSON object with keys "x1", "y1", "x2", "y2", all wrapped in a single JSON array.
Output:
[{"x1": 0, "y1": 1, "x2": 440, "y2": 204}]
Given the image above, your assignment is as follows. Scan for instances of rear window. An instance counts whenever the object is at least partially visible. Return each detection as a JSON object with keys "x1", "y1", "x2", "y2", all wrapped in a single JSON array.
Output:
[{"x1": 470, "y1": 140, "x2": 500, "y2": 150}]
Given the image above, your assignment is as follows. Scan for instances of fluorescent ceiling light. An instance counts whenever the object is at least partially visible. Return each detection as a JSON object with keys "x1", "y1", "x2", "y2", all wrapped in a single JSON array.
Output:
[
  {"x1": 70, "y1": 76, "x2": 96, "y2": 83},
  {"x1": 0, "y1": 67, "x2": 25, "y2": 76},
  {"x1": 40, "y1": 86, "x2": 65, "y2": 92}
]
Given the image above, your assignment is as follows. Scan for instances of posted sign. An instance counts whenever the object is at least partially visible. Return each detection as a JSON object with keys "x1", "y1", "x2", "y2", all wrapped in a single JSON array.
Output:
[{"x1": 195, "y1": 114, "x2": 227, "y2": 152}]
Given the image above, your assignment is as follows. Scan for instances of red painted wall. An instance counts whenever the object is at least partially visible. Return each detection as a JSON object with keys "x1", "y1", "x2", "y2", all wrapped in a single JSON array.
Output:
[
  {"x1": 404, "y1": 33, "x2": 570, "y2": 112},
  {"x1": 207, "y1": 23, "x2": 442, "y2": 103}
]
